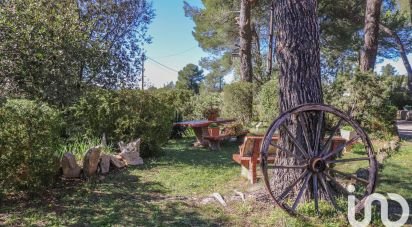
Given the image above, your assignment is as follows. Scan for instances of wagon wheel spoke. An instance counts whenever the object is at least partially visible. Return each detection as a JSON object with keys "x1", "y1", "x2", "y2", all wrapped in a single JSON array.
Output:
[
  {"x1": 313, "y1": 174, "x2": 320, "y2": 215},
  {"x1": 327, "y1": 157, "x2": 370, "y2": 164},
  {"x1": 292, "y1": 172, "x2": 312, "y2": 211},
  {"x1": 270, "y1": 142, "x2": 306, "y2": 162},
  {"x1": 296, "y1": 113, "x2": 314, "y2": 157},
  {"x1": 267, "y1": 164, "x2": 308, "y2": 169},
  {"x1": 318, "y1": 173, "x2": 340, "y2": 211},
  {"x1": 278, "y1": 170, "x2": 309, "y2": 201},
  {"x1": 260, "y1": 104, "x2": 377, "y2": 218},
  {"x1": 323, "y1": 172, "x2": 360, "y2": 203},
  {"x1": 320, "y1": 118, "x2": 344, "y2": 156},
  {"x1": 282, "y1": 125, "x2": 310, "y2": 159},
  {"x1": 323, "y1": 135, "x2": 361, "y2": 160},
  {"x1": 327, "y1": 168, "x2": 369, "y2": 185},
  {"x1": 314, "y1": 111, "x2": 324, "y2": 156}
]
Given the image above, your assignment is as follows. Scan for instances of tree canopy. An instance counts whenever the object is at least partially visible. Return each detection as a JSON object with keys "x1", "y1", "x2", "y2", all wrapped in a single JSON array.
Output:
[
  {"x1": 0, "y1": 0, "x2": 154, "y2": 106},
  {"x1": 176, "y1": 63, "x2": 204, "y2": 94}
]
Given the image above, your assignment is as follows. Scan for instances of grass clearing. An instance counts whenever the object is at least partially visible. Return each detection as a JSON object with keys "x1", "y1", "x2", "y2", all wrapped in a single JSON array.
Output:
[{"x1": 0, "y1": 138, "x2": 411, "y2": 226}]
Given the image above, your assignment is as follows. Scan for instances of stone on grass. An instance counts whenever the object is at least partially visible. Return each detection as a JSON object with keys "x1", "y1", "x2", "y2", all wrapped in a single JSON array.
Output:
[
  {"x1": 110, "y1": 155, "x2": 126, "y2": 168},
  {"x1": 234, "y1": 190, "x2": 246, "y2": 202},
  {"x1": 118, "y1": 138, "x2": 144, "y2": 166},
  {"x1": 83, "y1": 146, "x2": 102, "y2": 177},
  {"x1": 200, "y1": 197, "x2": 215, "y2": 205},
  {"x1": 61, "y1": 152, "x2": 81, "y2": 178},
  {"x1": 212, "y1": 192, "x2": 227, "y2": 207},
  {"x1": 99, "y1": 154, "x2": 111, "y2": 174}
]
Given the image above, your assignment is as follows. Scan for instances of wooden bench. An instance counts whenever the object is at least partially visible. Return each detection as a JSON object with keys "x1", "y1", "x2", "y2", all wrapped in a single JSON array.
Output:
[
  {"x1": 204, "y1": 130, "x2": 249, "y2": 151},
  {"x1": 232, "y1": 136, "x2": 347, "y2": 184},
  {"x1": 232, "y1": 136, "x2": 278, "y2": 184}
]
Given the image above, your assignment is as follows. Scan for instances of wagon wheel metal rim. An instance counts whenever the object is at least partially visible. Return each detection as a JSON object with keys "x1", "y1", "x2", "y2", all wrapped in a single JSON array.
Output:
[{"x1": 260, "y1": 103, "x2": 377, "y2": 217}]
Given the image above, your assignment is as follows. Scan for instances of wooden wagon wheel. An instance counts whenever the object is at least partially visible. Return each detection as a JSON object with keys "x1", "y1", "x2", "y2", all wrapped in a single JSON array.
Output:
[{"x1": 260, "y1": 103, "x2": 377, "y2": 217}]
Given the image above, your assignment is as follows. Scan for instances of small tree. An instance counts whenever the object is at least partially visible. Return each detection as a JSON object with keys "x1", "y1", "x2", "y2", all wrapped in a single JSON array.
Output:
[{"x1": 176, "y1": 64, "x2": 204, "y2": 94}]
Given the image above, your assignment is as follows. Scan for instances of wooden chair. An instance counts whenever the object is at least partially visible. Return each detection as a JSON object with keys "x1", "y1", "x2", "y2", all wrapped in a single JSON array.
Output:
[
  {"x1": 232, "y1": 136, "x2": 347, "y2": 184},
  {"x1": 232, "y1": 136, "x2": 278, "y2": 184}
]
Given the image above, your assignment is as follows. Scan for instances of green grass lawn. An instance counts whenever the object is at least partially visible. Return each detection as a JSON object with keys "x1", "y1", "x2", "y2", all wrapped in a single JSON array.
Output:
[
  {"x1": 1, "y1": 138, "x2": 411, "y2": 226},
  {"x1": 0, "y1": 138, "x2": 248, "y2": 226},
  {"x1": 378, "y1": 141, "x2": 412, "y2": 199}
]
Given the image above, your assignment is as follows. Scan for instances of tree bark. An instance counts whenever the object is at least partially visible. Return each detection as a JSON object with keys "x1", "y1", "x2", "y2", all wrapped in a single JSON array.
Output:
[
  {"x1": 273, "y1": 0, "x2": 323, "y2": 198},
  {"x1": 239, "y1": 0, "x2": 253, "y2": 82},
  {"x1": 266, "y1": 1, "x2": 274, "y2": 77},
  {"x1": 410, "y1": 0, "x2": 412, "y2": 24},
  {"x1": 360, "y1": 0, "x2": 382, "y2": 72},
  {"x1": 379, "y1": 23, "x2": 412, "y2": 91}
]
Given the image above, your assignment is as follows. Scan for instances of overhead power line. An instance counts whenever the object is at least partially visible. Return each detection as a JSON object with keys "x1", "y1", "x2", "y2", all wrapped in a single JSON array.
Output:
[
  {"x1": 146, "y1": 57, "x2": 179, "y2": 73},
  {"x1": 156, "y1": 46, "x2": 198, "y2": 58}
]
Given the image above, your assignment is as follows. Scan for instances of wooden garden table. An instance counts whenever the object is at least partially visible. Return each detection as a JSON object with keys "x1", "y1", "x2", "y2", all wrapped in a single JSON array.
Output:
[{"x1": 174, "y1": 118, "x2": 235, "y2": 147}]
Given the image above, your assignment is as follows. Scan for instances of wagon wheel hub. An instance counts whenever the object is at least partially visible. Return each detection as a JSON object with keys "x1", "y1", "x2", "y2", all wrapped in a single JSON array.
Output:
[{"x1": 309, "y1": 157, "x2": 326, "y2": 173}]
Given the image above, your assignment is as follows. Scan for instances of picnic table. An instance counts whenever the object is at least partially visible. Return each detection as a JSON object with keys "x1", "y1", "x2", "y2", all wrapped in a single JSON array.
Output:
[{"x1": 174, "y1": 118, "x2": 235, "y2": 147}]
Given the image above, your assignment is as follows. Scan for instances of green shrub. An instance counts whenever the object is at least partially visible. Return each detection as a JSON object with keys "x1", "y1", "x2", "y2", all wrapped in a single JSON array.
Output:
[
  {"x1": 325, "y1": 72, "x2": 397, "y2": 138},
  {"x1": 382, "y1": 75, "x2": 411, "y2": 109},
  {"x1": 187, "y1": 92, "x2": 223, "y2": 120},
  {"x1": 0, "y1": 99, "x2": 62, "y2": 190},
  {"x1": 257, "y1": 79, "x2": 279, "y2": 123},
  {"x1": 152, "y1": 89, "x2": 194, "y2": 139},
  {"x1": 67, "y1": 88, "x2": 174, "y2": 157},
  {"x1": 114, "y1": 90, "x2": 174, "y2": 157},
  {"x1": 223, "y1": 81, "x2": 254, "y2": 125},
  {"x1": 66, "y1": 88, "x2": 118, "y2": 140}
]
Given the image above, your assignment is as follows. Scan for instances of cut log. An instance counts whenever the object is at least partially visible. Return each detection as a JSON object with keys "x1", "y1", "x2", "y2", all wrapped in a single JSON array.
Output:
[
  {"x1": 118, "y1": 138, "x2": 144, "y2": 166},
  {"x1": 110, "y1": 155, "x2": 127, "y2": 169},
  {"x1": 99, "y1": 154, "x2": 111, "y2": 174},
  {"x1": 61, "y1": 152, "x2": 81, "y2": 178},
  {"x1": 83, "y1": 146, "x2": 101, "y2": 177}
]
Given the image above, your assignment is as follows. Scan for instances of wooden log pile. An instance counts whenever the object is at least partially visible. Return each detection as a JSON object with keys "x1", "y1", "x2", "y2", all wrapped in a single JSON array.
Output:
[{"x1": 61, "y1": 138, "x2": 143, "y2": 179}]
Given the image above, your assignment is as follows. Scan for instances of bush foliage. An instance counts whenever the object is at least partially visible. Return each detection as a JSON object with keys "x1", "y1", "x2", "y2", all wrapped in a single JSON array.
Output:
[
  {"x1": 0, "y1": 99, "x2": 62, "y2": 190},
  {"x1": 68, "y1": 89, "x2": 174, "y2": 157},
  {"x1": 325, "y1": 72, "x2": 397, "y2": 138},
  {"x1": 186, "y1": 92, "x2": 223, "y2": 120},
  {"x1": 257, "y1": 79, "x2": 279, "y2": 123},
  {"x1": 223, "y1": 81, "x2": 254, "y2": 125}
]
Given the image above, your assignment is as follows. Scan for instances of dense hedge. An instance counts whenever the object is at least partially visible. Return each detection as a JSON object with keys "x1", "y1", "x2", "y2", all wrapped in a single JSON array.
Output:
[
  {"x1": 223, "y1": 81, "x2": 254, "y2": 125},
  {"x1": 187, "y1": 92, "x2": 223, "y2": 120},
  {"x1": 257, "y1": 79, "x2": 279, "y2": 123},
  {"x1": 325, "y1": 72, "x2": 398, "y2": 138},
  {"x1": 0, "y1": 99, "x2": 62, "y2": 190},
  {"x1": 67, "y1": 89, "x2": 174, "y2": 157}
]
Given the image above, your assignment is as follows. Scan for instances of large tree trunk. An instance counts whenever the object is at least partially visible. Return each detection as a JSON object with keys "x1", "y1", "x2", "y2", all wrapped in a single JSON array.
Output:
[
  {"x1": 239, "y1": 0, "x2": 253, "y2": 82},
  {"x1": 266, "y1": 2, "x2": 274, "y2": 77},
  {"x1": 410, "y1": 0, "x2": 412, "y2": 24},
  {"x1": 380, "y1": 24, "x2": 412, "y2": 92},
  {"x1": 273, "y1": 0, "x2": 323, "y2": 198},
  {"x1": 360, "y1": 0, "x2": 382, "y2": 72}
]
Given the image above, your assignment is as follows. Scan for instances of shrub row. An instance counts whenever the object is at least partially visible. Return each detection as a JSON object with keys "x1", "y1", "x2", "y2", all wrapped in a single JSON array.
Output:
[
  {"x1": 0, "y1": 99, "x2": 62, "y2": 190},
  {"x1": 0, "y1": 89, "x2": 176, "y2": 191},
  {"x1": 67, "y1": 88, "x2": 174, "y2": 158}
]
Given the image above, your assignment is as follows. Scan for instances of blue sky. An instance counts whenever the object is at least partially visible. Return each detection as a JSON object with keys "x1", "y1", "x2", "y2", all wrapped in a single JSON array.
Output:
[
  {"x1": 144, "y1": 0, "x2": 206, "y2": 88},
  {"x1": 144, "y1": 1, "x2": 411, "y2": 88}
]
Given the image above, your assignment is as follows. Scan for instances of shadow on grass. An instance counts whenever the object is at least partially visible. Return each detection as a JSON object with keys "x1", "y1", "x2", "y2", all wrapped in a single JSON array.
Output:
[
  {"x1": 144, "y1": 138, "x2": 240, "y2": 168},
  {"x1": 0, "y1": 169, "x2": 226, "y2": 226}
]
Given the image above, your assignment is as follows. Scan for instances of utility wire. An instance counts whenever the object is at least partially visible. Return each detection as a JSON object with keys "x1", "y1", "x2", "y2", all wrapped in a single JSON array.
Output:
[
  {"x1": 146, "y1": 57, "x2": 179, "y2": 73},
  {"x1": 156, "y1": 45, "x2": 198, "y2": 58}
]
